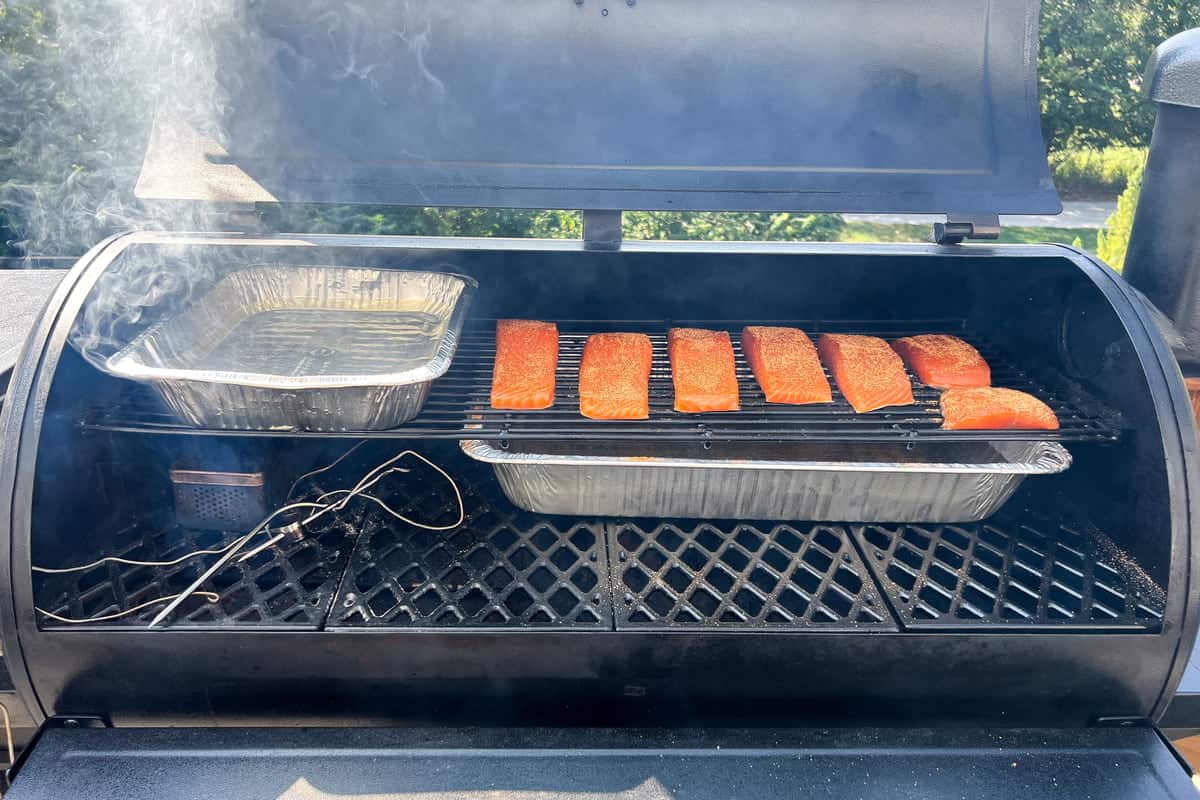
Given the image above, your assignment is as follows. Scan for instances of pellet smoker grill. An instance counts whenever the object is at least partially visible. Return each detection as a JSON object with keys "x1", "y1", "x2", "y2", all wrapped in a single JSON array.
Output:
[{"x1": 2, "y1": 2, "x2": 1200, "y2": 798}]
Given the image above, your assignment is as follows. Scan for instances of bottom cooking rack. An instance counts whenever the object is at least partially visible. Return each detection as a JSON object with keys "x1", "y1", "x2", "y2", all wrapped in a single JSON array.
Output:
[{"x1": 33, "y1": 450, "x2": 1165, "y2": 632}]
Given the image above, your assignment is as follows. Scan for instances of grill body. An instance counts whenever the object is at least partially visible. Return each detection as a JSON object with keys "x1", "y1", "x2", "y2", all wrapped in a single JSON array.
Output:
[{"x1": 0, "y1": 232, "x2": 1195, "y2": 731}]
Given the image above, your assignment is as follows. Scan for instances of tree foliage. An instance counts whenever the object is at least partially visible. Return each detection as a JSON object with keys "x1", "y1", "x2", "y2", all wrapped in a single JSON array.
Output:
[{"x1": 1039, "y1": 0, "x2": 1200, "y2": 151}]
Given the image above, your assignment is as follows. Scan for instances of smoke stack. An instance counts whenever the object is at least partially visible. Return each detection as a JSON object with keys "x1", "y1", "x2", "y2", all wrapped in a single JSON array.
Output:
[{"x1": 1123, "y1": 28, "x2": 1200, "y2": 367}]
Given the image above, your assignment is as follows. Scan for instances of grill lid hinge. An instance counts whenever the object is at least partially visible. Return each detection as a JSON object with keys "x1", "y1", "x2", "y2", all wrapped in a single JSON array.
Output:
[
  {"x1": 583, "y1": 210, "x2": 623, "y2": 251},
  {"x1": 208, "y1": 203, "x2": 275, "y2": 235},
  {"x1": 932, "y1": 213, "x2": 1000, "y2": 245}
]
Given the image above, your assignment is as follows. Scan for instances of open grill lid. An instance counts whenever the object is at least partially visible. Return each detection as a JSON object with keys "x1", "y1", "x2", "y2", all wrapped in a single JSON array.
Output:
[{"x1": 135, "y1": 0, "x2": 1060, "y2": 215}]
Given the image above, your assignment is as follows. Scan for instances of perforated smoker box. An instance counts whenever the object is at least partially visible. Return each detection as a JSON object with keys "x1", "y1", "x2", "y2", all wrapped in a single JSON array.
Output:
[
  {"x1": 169, "y1": 468, "x2": 266, "y2": 531},
  {"x1": 3, "y1": 2, "x2": 1200, "y2": 799}
]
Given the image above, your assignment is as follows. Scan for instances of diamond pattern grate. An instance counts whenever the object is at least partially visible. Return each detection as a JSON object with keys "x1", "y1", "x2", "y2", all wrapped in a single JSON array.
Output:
[
  {"x1": 34, "y1": 511, "x2": 355, "y2": 629},
  {"x1": 35, "y1": 444, "x2": 1166, "y2": 635},
  {"x1": 331, "y1": 459, "x2": 609, "y2": 628},
  {"x1": 852, "y1": 514, "x2": 1166, "y2": 630},
  {"x1": 609, "y1": 520, "x2": 894, "y2": 630}
]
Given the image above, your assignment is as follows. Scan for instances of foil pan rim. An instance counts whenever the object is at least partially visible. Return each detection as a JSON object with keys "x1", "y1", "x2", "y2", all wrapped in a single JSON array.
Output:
[{"x1": 460, "y1": 439, "x2": 1072, "y2": 475}]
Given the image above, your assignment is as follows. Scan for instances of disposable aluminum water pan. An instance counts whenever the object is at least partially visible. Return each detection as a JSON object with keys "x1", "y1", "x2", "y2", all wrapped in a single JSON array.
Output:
[
  {"x1": 106, "y1": 266, "x2": 476, "y2": 431},
  {"x1": 461, "y1": 440, "x2": 1072, "y2": 523}
]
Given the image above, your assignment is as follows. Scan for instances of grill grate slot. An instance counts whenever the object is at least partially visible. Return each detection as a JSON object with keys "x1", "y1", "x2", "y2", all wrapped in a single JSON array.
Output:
[
  {"x1": 84, "y1": 319, "x2": 1120, "y2": 444},
  {"x1": 609, "y1": 520, "x2": 895, "y2": 630},
  {"x1": 331, "y1": 458, "x2": 610, "y2": 628},
  {"x1": 852, "y1": 512, "x2": 1166, "y2": 630},
  {"x1": 34, "y1": 511, "x2": 355, "y2": 629}
]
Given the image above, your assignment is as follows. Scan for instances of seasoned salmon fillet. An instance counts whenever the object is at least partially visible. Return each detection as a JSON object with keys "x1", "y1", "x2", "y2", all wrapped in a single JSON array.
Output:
[
  {"x1": 940, "y1": 387, "x2": 1059, "y2": 430},
  {"x1": 668, "y1": 328, "x2": 740, "y2": 412},
  {"x1": 579, "y1": 333, "x2": 653, "y2": 420},
  {"x1": 892, "y1": 334, "x2": 991, "y2": 388},
  {"x1": 741, "y1": 326, "x2": 831, "y2": 404},
  {"x1": 817, "y1": 334, "x2": 914, "y2": 413},
  {"x1": 490, "y1": 320, "x2": 559, "y2": 410}
]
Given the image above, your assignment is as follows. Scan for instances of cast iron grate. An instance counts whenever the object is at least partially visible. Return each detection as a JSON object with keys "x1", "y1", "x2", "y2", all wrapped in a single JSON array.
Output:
[
  {"x1": 83, "y1": 319, "x2": 1120, "y2": 444},
  {"x1": 609, "y1": 520, "x2": 895, "y2": 629},
  {"x1": 331, "y1": 459, "x2": 609, "y2": 628},
  {"x1": 851, "y1": 514, "x2": 1166, "y2": 630},
  {"x1": 34, "y1": 513, "x2": 355, "y2": 629}
]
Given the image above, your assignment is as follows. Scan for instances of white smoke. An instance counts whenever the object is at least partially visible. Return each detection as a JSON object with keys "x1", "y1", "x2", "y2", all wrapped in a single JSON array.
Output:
[
  {"x1": 0, "y1": 0, "x2": 255, "y2": 258},
  {"x1": 2, "y1": 0, "x2": 455, "y2": 369}
]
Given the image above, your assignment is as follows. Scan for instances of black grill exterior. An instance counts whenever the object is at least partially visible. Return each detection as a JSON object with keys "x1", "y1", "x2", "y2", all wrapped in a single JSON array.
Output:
[{"x1": 0, "y1": 233, "x2": 1195, "y2": 735}]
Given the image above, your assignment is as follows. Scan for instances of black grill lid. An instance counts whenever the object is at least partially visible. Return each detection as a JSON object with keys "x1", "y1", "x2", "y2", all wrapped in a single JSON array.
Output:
[{"x1": 135, "y1": 0, "x2": 1061, "y2": 215}]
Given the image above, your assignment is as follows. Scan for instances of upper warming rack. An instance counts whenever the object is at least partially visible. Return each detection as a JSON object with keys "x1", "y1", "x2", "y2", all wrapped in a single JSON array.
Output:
[{"x1": 83, "y1": 320, "x2": 1121, "y2": 444}]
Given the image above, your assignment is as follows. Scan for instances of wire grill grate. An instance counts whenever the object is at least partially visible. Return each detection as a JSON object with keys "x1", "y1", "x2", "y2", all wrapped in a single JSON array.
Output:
[
  {"x1": 34, "y1": 513, "x2": 355, "y2": 629},
  {"x1": 83, "y1": 319, "x2": 1120, "y2": 444},
  {"x1": 331, "y1": 459, "x2": 610, "y2": 628},
  {"x1": 851, "y1": 513, "x2": 1166, "y2": 630},
  {"x1": 609, "y1": 520, "x2": 895, "y2": 630}
]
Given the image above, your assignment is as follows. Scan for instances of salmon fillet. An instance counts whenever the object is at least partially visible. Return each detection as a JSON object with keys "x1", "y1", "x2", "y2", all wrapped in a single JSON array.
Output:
[
  {"x1": 817, "y1": 334, "x2": 914, "y2": 413},
  {"x1": 579, "y1": 333, "x2": 653, "y2": 420},
  {"x1": 940, "y1": 387, "x2": 1059, "y2": 430},
  {"x1": 892, "y1": 334, "x2": 991, "y2": 388},
  {"x1": 490, "y1": 320, "x2": 559, "y2": 410},
  {"x1": 741, "y1": 326, "x2": 831, "y2": 404},
  {"x1": 668, "y1": 328, "x2": 740, "y2": 412},
  {"x1": 1187, "y1": 378, "x2": 1200, "y2": 428}
]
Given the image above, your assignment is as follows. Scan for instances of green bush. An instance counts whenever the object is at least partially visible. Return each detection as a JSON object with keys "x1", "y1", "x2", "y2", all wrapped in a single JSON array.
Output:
[
  {"x1": 275, "y1": 207, "x2": 845, "y2": 243},
  {"x1": 1096, "y1": 160, "x2": 1144, "y2": 271},
  {"x1": 1049, "y1": 147, "x2": 1146, "y2": 198},
  {"x1": 623, "y1": 212, "x2": 844, "y2": 242},
  {"x1": 1039, "y1": 0, "x2": 1200, "y2": 151},
  {"x1": 275, "y1": 206, "x2": 583, "y2": 239}
]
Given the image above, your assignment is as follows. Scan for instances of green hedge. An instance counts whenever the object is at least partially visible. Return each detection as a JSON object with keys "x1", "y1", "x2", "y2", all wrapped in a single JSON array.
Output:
[
  {"x1": 1096, "y1": 160, "x2": 1145, "y2": 271},
  {"x1": 1049, "y1": 147, "x2": 1147, "y2": 199}
]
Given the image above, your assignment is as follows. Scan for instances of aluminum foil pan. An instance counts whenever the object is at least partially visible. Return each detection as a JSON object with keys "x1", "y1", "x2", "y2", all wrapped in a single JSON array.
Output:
[
  {"x1": 106, "y1": 266, "x2": 476, "y2": 431},
  {"x1": 462, "y1": 440, "x2": 1072, "y2": 523}
]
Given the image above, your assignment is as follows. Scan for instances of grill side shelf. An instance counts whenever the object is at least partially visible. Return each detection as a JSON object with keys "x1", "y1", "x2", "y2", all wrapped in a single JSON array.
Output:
[{"x1": 82, "y1": 319, "x2": 1121, "y2": 444}]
